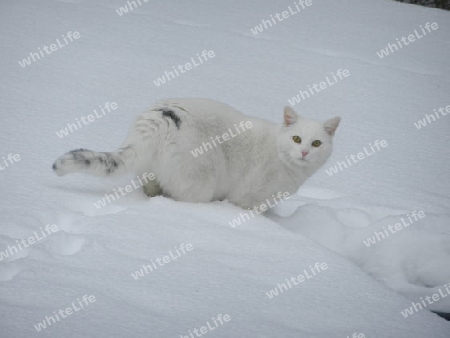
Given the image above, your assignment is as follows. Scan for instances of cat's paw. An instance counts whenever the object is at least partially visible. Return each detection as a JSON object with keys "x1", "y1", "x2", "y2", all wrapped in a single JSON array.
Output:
[{"x1": 143, "y1": 182, "x2": 161, "y2": 197}]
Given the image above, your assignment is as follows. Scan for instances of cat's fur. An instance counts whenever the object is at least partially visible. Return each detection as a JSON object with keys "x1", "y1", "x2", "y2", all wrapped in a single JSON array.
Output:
[{"x1": 53, "y1": 98, "x2": 340, "y2": 209}]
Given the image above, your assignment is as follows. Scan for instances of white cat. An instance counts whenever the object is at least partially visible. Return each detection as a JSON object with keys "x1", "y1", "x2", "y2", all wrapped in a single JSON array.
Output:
[{"x1": 53, "y1": 98, "x2": 340, "y2": 209}]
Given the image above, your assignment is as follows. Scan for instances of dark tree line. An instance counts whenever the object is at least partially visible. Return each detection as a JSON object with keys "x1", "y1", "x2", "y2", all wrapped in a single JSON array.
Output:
[{"x1": 395, "y1": 0, "x2": 450, "y2": 10}]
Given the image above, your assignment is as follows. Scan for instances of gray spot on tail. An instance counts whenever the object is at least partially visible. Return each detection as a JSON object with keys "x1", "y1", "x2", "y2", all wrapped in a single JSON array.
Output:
[{"x1": 158, "y1": 108, "x2": 181, "y2": 129}]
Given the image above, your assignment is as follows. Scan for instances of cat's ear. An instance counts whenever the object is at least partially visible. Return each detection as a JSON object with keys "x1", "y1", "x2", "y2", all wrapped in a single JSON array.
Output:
[
  {"x1": 283, "y1": 106, "x2": 298, "y2": 126},
  {"x1": 323, "y1": 117, "x2": 341, "y2": 136}
]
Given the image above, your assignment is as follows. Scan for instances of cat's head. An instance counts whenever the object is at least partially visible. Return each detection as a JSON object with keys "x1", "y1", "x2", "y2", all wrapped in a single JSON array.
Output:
[{"x1": 277, "y1": 106, "x2": 340, "y2": 168}]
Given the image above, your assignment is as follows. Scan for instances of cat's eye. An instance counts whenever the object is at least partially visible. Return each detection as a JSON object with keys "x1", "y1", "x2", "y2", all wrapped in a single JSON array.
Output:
[
  {"x1": 312, "y1": 140, "x2": 322, "y2": 147},
  {"x1": 292, "y1": 136, "x2": 301, "y2": 143}
]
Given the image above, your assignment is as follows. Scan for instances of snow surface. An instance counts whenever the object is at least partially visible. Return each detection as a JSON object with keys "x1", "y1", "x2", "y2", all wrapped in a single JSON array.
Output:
[{"x1": 1, "y1": 0, "x2": 450, "y2": 337}]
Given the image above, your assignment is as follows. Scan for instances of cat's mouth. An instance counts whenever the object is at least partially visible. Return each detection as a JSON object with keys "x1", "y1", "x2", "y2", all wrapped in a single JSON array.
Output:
[{"x1": 296, "y1": 157, "x2": 310, "y2": 165}]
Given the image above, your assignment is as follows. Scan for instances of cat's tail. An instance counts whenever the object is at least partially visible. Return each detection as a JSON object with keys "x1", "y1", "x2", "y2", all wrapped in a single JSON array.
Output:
[
  {"x1": 52, "y1": 146, "x2": 137, "y2": 177},
  {"x1": 52, "y1": 104, "x2": 184, "y2": 177}
]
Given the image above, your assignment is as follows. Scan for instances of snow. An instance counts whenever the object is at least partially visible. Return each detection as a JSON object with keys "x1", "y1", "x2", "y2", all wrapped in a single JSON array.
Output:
[{"x1": 1, "y1": 0, "x2": 450, "y2": 337}]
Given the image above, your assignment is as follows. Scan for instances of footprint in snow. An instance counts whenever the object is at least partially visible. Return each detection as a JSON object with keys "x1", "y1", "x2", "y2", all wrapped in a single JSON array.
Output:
[
  {"x1": 0, "y1": 236, "x2": 31, "y2": 262},
  {"x1": 44, "y1": 231, "x2": 86, "y2": 256},
  {"x1": 0, "y1": 263, "x2": 20, "y2": 282},
  {"x1": 37, "y1": 212, "x2": 87, "y2": 256}
]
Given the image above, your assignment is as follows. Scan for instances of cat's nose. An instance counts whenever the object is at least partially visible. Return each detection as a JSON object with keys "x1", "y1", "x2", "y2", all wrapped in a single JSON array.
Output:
[{"x1": 302, "y1": 151, "x2": 309, "y2": 157}]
